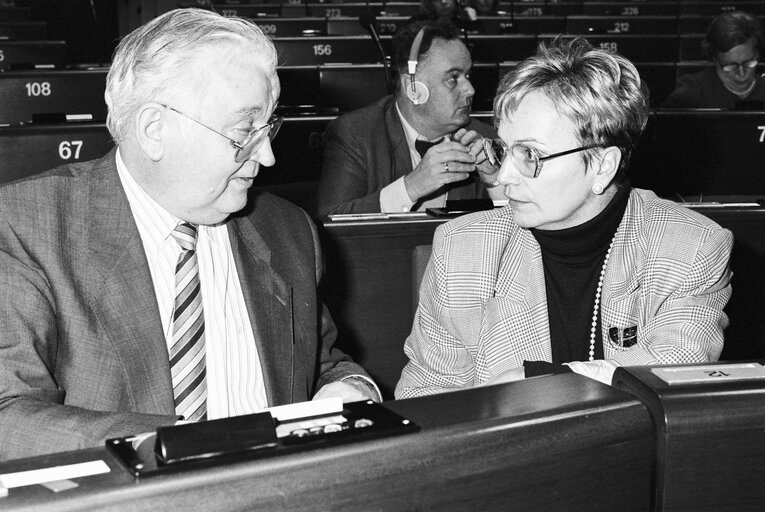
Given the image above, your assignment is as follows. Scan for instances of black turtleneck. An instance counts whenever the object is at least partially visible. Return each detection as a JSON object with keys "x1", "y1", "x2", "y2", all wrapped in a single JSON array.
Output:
[{"x1": 523, "y1": 183, "x2": 630, "y2": 378}]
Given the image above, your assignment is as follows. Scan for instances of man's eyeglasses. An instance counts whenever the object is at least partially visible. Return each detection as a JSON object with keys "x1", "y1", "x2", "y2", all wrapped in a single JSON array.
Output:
[
  {"x1": 482, "y1": 138, "x2": 598, "y2": 178},
  {"x1": 161, "y1": 104, "x2": 283, "y2": 163},
  {"x1": 718, "y1": 57, "x2": 759, "y2": 74}
]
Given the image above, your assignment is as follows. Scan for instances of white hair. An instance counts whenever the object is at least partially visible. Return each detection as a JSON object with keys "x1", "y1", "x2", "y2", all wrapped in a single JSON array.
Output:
[{"x1": 105, "y1": 8, "x2": 278, "y2": 144}]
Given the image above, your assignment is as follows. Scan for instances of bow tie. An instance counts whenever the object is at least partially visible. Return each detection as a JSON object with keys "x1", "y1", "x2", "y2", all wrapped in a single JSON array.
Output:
[{"x1": 415, "y1": 138, "x2": 443, "y2": 158}]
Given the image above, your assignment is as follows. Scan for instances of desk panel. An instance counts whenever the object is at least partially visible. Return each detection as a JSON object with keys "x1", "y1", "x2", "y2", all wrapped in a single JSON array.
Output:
[
  {"x1": 0, "y1": 375, "x2": 653, "y2": 511},
  {"x1": 0, "y1": 41, "x2": 67, "y2": 70},
  {"x1": 539, "y1": 33, "x2": 680, "y2": 62},
  {"x1": 582, "y1": 2, "x2": 680, "y2": 16},
  {"x1": 478, "y1": 15, "x2": 566, "y2": 35},
  {"x1": 615, "y1": 361, "x2": 765, "y2": 511},
  {"x1": 467, "y1": 34, "x2": 538, "y2": 63},
  {"x1": 566, "y1": 15, "x2": 679, "y2": 35},
  {"x1": 0, "y1": 123, "x2": 113, "y2": 184},
  {"x1": 252, "y1": 17, "x2": 325, "y2": 37},
  {"x1": 274, "y1": 36, "x2": 386, "y2": 66},
  {"x1": 631, "y1": 111, "x2": 765, "y2": 198},
  {"x1": 0, "y1": 69, "x2": 108, "y2": 125},
  {"x1": 306, "y1": 2, "x2": 385, "y2": 18},
  {"x1": 0, "y1": 20, "x2": 45, "y2": 40},
  {"x1": 496, "y1": 1, "x2": 581, "y2": 16},
  {"x1": 0, "y1": 6, "x2": 30, "y2": 21}
]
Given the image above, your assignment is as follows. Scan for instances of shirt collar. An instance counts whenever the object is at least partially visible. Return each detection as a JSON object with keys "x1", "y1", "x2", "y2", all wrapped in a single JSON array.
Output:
[
  {"x1": 115, "y1": 147, "x2": 181, "y2": 246},
  {"x1": 395, "y1": 101, "x2": 445, "y2": 148}
]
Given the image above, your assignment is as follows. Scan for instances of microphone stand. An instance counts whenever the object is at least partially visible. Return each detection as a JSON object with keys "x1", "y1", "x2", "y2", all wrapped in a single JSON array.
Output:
[{"x1": 359, "y1": 12, "x2": 393, "y2": 94}]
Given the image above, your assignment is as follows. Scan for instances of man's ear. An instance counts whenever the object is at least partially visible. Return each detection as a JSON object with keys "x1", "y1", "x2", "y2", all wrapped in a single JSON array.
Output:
[{"x1": 135, "y1": 103, "x2": 165, "y2": 162}]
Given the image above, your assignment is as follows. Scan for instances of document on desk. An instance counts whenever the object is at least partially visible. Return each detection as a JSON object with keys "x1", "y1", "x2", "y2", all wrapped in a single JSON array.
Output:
[
  {"x1": 652, "y1": 362, "x2": 765, "y2": 385},
  {"x1": 0, "y1": 460, "x2": 110, "y2": 489},
  {"x1": 328, "y1": 212, "x2": 430, "y2": 221}
]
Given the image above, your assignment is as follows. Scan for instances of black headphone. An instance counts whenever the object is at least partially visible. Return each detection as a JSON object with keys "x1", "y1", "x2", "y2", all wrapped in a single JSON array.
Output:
[{"x1": 406, "y1": 27, "x2": 430, "y2": 105}]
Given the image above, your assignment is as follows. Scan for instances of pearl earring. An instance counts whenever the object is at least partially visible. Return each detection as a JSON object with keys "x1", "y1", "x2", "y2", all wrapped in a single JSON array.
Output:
[{"x1": 592, "y1": 183, "x2": 604, "y2": 195}]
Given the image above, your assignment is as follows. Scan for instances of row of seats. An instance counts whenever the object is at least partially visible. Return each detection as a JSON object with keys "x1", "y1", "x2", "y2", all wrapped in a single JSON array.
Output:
[
  {"x1": 0, "y1": 32, "x2": 719, "y2": 71},
  {"x1": 180, "y1": 0, "x2": 765, "y2": 18},
  {"x1": 3, "y1": 60, "x2": 762, "y2": 127},
  {"x1": 271, "y1": 33, "x2": 714, "y2": 66},
  {"x1": 154, "y1": 10, "x2": 765, "y2": 37},
  {"x1": 2, "y1": 111, "x2": 763, "y2": 213}
]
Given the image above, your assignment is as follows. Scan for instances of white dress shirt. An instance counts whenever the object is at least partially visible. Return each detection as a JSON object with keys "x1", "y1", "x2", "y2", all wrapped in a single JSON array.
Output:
[
  {"x1": 116, "y1": 149, "x2": 268, "y2": 419},
  {"x1": 378, "y1": 103, "x2": 448, "y2": 213}
]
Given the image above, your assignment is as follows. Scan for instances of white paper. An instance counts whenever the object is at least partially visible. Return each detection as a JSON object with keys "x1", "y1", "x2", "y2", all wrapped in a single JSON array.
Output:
[
  {"x1": 266, "y1": 397, "x2": 343, "y2": 422},
  {"x1": 0, "y1": 460, "x2": 110, "y2": 489}
]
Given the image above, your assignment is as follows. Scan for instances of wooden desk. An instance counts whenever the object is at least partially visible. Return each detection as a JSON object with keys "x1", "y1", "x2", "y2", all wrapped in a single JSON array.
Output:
[
  {"x1": 320, "y1": 206, "x2": 765, "y2": 398},
  {"x1": 615, "y1": 361, "x2": 765, "y2": 512},
  {"x1": 0, "y1": 374, "x2": 653, "y2": 511}
]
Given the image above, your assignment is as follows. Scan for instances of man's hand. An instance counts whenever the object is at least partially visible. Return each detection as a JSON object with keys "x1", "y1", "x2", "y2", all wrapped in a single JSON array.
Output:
[
  {"x1": 404, "y1": 140, "x2": 475, "y2": 201},
  {"x1": 452, "y1": 128, "x2": 501, "y2": 190},
  {"x1": 313, "y1": 379, "x2": 380, "y2": 403}
]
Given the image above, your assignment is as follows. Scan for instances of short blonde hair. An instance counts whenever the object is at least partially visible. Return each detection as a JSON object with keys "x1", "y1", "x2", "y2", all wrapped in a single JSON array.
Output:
[
  {"x1": 105, "y1": 8, "x2": 277, "y2": 144},
  {"x1": 494, "y1": 37, "x2": 649, "y2": 178}
]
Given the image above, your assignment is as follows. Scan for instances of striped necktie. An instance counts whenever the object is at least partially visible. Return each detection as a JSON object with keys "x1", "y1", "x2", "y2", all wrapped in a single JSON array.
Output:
[{"x1": 170, "y1": 222, "x2": 207, "y2": 421}]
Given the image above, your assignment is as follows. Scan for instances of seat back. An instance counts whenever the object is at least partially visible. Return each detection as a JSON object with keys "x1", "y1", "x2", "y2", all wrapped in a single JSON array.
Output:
[{"x1": 411, "y1": 244, "x2": 432, "y2": 312}]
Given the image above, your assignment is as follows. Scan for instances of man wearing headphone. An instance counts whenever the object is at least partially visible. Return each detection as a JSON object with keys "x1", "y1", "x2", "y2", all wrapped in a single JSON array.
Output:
[{"x1": 318, "y1": 18, "x2": 502, "y2": 215}]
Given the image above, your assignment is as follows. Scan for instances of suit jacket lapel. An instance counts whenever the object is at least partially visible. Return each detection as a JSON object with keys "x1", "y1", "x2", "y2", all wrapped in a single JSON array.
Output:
[
  {"x1": 602, "y1": 189, "x2": 642, "y2": 301},
  {"x1": 383, "y1": 97, "x2": 413, "y2": 180},
  {"x1": 86, "y1": 150, "x2": 174, "y2": 414},
  {"x1": 492, "y1": 222, "x2": 552, "y2": 363},
  {"x1": 228, "y1": 216, "x2": 293, "y2": 406}
]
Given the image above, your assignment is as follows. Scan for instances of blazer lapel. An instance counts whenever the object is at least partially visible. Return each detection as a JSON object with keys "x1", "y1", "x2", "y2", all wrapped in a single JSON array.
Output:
[
  {"x1": 86, "y1": 150, "x2": 174, "y2": 414},
  {"x1": 228, "y1": 216, "x2": 293, "y2": 406},
  {"x1": 383, "y1": 97, "x2": 414, "y2": 180},
  {"x1": 491, "y1": 223, "x2": 552, "y2": 363},
  {"x1": 603, "y1": 189, "x2": 642, "y2": 300}
]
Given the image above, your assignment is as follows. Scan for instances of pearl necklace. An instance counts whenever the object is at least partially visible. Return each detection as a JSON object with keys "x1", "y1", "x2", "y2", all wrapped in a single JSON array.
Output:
[{"x1": 589, "y1": 231, "x2": 618, "y2": 361}]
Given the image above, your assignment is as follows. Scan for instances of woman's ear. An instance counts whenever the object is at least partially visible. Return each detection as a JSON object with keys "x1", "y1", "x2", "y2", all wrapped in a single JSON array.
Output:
[{"x1": 596, "y1": 146, "x2": 622, "y2": 185}]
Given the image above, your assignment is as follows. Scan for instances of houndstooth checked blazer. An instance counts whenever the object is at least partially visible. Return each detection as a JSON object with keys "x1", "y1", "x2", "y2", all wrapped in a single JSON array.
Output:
[{"x1": 396, "y1": 188, "x2": 733, "y2": 399}]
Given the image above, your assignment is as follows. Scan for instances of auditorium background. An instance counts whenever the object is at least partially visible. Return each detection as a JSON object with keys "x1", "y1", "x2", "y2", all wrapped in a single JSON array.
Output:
[
  {"x1": 1, "y1": 2, "x2": 765, "y2": 510},
  {"x1": 1, "y1": 0, "x2": 765, "y2": 397}
]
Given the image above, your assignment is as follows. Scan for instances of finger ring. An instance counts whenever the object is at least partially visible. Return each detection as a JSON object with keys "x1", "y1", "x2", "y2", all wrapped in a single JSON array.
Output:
[{"x1": 444, "y1": 162, "x2": 449, "y2": 173}]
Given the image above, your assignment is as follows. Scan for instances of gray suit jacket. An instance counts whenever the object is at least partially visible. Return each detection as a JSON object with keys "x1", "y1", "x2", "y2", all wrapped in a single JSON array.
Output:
[
  {"x1": 318, "y1": 95, "x2": 496, "y2": 215},
  {"x1": 0, "y1": 150, "x2": 366, "y2": 461},
  {"x1": 397, "y1": 189, "x2": 733, "y2": 398}
]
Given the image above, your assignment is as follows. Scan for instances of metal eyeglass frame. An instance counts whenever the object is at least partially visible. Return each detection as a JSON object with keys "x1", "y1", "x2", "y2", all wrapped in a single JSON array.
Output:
[
  {"x1": 161, "y1": 104, "x2": 283, "y2": 163},
  {"x1": 483, "y1": 138, "x2": 599, "y2": 178},
  {"x1": 717, "y1": 56, "x2": 759, "y2": 74}
]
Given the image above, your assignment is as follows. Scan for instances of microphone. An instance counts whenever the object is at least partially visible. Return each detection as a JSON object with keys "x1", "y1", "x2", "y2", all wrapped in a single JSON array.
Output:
[{"x1": 359, "y1": 11, "x2": 393, "y2": 94}]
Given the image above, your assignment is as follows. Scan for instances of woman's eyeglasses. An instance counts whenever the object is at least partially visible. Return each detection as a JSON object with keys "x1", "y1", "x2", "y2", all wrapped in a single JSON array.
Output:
[{"x1": 482, "y1": 138, "x2": 598, "y2": 178}]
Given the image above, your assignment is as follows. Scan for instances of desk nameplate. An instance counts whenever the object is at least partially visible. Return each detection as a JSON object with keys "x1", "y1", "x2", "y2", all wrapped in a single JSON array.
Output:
[{"x1": 651, "y1": 362, "x2": 765, "y2": 385}]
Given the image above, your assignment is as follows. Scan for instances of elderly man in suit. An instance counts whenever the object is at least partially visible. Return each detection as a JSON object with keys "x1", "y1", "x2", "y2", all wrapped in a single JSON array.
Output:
[
  {"x1": 0, "y1": 8, "x2": 378, "y2": 462},
  {"x1": 317, "y1": 18, "x2": 504, "y2": 215},
  {"x1": 397, "y1": 38, "x2": 733, "y2": 399}
]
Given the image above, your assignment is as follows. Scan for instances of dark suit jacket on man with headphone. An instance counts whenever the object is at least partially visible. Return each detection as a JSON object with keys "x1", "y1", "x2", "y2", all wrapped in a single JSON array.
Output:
[{"x1": 318, "y1": 19, "x2": 501, "y2": 216}]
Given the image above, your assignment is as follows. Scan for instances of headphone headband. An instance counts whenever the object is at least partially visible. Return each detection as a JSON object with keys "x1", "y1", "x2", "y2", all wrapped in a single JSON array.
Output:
[
  {"x1": 407, "y1": 27, "x2": 427, "y2": 75},
  {"x1": 406, "y1": 26, "x2": 430, "y2": 105}
]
